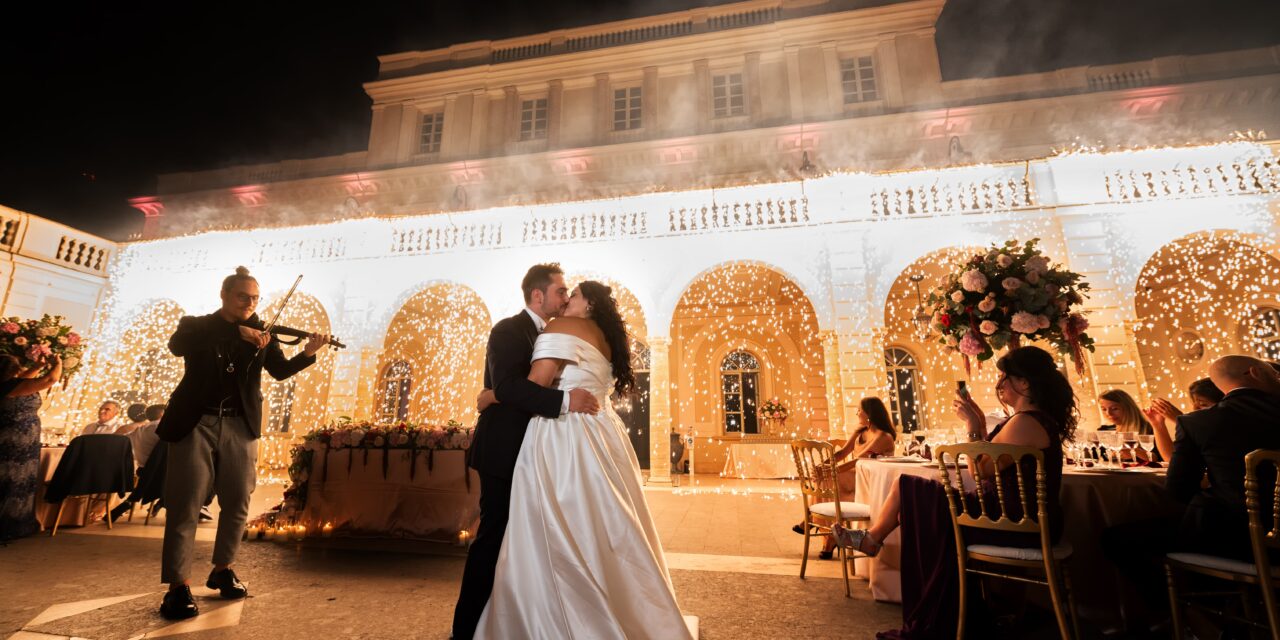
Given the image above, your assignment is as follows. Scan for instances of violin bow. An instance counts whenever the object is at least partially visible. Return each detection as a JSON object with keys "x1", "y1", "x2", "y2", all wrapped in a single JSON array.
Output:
[{"x1": 255, "y1": 274, "x2": 303, "y2": 357}]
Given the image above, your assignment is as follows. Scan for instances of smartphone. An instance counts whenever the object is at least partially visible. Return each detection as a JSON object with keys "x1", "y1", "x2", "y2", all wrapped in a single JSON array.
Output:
[{"x1": 957, "y1": 380, "x2": 969, "y2": 397}]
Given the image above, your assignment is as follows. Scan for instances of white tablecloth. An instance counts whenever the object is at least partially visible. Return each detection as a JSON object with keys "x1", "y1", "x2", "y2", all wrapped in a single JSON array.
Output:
[
  {"x1": 854, "y1": 459, "x2": 1179, "y2": 628},
  {"x1": 720, "y1": 443, "x2": 796, "y2": 479}
]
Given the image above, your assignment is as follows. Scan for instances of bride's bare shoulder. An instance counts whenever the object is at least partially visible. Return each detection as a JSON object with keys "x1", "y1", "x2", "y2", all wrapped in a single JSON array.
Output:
[{"x1": 544, "y1": 316, "x2": 592, "y2": 337}]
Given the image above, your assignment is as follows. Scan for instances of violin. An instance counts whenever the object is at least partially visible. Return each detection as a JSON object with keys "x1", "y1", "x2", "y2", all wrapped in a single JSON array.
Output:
[{"x1": 241, "y1": 318, "x2": 346, "y2": 350}]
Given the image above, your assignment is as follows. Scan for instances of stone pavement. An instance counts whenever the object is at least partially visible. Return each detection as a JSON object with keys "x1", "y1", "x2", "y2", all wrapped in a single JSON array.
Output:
[{"x1": 0, "y1": 475, "x2": 903, "y2": 639}]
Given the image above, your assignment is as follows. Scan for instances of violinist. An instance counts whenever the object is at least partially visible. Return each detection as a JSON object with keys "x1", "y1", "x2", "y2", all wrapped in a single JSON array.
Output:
[{"x1": 155, "y1": 266, "x2": 330, "y2": 621}]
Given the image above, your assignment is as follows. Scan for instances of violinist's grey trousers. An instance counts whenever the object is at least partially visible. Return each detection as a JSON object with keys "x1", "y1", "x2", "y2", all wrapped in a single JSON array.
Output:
[{"x1": 161, "y1": 414, "x2": 257, "y2": 584}]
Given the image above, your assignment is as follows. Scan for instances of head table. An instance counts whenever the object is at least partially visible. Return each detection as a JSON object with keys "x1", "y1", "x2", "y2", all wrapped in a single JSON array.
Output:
[{"x1": 853, "y1": 459, "x2": 1181, "y2": 630}]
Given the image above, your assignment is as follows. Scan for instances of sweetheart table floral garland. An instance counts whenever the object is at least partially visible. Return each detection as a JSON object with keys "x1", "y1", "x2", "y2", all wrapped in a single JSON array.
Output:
[
  {"x1": 248, "y1": 419, "x2": 475, "y2": 539},
  {"x1": 924, "y1": 238, "x2": 1095, "y2": 374}
]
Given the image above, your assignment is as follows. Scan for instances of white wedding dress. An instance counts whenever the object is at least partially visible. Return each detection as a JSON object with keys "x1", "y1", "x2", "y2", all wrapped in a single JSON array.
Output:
[{"x1": 474, "y1": 333, "x2": 693, "y2": 640}]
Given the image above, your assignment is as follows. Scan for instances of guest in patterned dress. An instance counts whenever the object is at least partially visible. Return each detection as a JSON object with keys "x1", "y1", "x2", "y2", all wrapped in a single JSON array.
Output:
[{"x1": 0, "y1": 353, "x2": 63, "y2": 543}]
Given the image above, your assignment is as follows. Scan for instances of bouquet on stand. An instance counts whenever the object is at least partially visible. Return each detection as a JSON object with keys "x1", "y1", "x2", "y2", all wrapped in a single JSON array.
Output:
[{"x1": 924, "y1": 238, "x2": 1094, "y2": 374}]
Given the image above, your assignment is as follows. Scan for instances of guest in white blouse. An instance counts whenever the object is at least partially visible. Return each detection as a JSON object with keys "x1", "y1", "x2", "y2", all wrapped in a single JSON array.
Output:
[{"x1": 80, "y1": 401, "x2": 122, "y2": 435}]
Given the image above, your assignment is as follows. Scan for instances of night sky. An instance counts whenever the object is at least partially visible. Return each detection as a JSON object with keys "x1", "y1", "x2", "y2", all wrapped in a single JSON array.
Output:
[{"x1": 2, "y1": 0, "x2": 1277, "y2": 241}]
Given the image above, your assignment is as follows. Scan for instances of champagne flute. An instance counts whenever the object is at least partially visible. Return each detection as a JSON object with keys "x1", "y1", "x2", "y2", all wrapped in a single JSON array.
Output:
[{"x1": 1137, "y1": 434, "x2": 1155, "y2": 462}]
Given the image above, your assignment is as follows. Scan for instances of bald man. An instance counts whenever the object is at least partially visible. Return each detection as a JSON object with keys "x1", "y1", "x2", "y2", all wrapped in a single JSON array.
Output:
[{"x1": 1166, "y1": 354, "x2": 1280, "y2": 559}]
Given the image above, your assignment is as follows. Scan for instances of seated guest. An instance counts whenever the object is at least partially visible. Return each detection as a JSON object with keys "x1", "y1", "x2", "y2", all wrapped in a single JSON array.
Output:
[
  {"x1": 1098, "y1": 389, "x2": 1153, "y2": 434},
  {"x1": 792, "y1": 397, "x2": 896, "y2": 559},
  {"x1": 1167, "y1": 355, "x2": 1280, "y2": 559},
  {"x1": 831, "y1": 346, "x2": 1075, "y2": 638},
  {"x1": 113, "y1": 403, "x2": 149, "y2": 436},
  {"x1": 111, "y1": 404, "x2": 172, "y2": 523},
  {"x1": 80, "y1": 400, "x2": 123, "y2": 435},
  {"x1": 1103, "y1": 355, "x2": 1280, "y2": 633},
  {"x1": 1142, "y1": 378, "x2": 1224, "y2": 461}
]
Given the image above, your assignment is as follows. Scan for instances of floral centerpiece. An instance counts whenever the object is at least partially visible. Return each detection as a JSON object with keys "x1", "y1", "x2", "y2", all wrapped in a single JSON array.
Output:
[
  {"x1": 761, "y1": 398, "x2": 789, "y2": 421},
  {"x1": 258, "y1": 419, "x2": 476, "y2": 535},
  {"x1": 924, "y1": 238, "x2": 1094, "y2": 374},
  {"x1": 0, "y1": 314, "x2": 86, "y2": 381}
]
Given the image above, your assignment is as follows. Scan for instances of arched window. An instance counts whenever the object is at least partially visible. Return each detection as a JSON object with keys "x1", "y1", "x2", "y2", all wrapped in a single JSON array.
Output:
[
  {"x1": 377, "y1": 361, "x2": 412, "y2": 423},
  {"x1": 1244, "y1": 307, "x2": 1280, "y2": 361},
  {"x1": 885, "y1": 347, "x2": 922, "y2": 432},
  {"x1": 133, "y1": 347, "x2": 182, "y2": 404},
  {"x1": 721, "y1": 350, "x2": 760, "y2": 434}
]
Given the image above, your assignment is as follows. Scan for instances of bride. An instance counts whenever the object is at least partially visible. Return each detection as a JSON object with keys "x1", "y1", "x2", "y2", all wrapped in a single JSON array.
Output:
[{"x1": 474, "y1": 280, "x2": 693, "y2": 640}]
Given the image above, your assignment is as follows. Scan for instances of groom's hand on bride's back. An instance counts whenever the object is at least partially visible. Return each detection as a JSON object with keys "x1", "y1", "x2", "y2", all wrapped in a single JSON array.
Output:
[{"x1": 568, "y1": 389, "x2": 599, "y2": 415}]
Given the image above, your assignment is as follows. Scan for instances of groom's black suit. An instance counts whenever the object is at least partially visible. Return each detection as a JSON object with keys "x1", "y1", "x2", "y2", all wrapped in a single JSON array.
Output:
[{"x1": 453, "y1": 310, "x2": 564, "y2": 640}]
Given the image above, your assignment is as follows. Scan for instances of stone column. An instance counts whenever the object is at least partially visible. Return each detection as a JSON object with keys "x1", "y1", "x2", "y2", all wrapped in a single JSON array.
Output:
[
  {"x1": 693, "y1": 59, "x2": 711, "y2": 133},
  {"x1": 646, "y1": 336, "x2": 673, "y2": 485},
  {"x1": 469, "y1": 88, "x2": 490, "y2": 157},
  {"x1": 547, "y1": 79, "x2": 564, "y2": 147},
  {"x1": 821, "y1": 41, "x2": 843, "y2": 117},
  {"x1": 784, "y1": 44, "x2": 805, "y2": 122},
  {"x1": 594, "y1": 72, "x2": 611, "y2": 142},
  {"x1": 441, "y1": 93, "x2": 459, "y2": 158},
  {"x1": 744, "y1": 52, "x2": 763, "y2": 125},
  {"x1": 642, "y1": 66, "x2": 659, "y2": 135},
  {"x1": 820, "y1": 330, "x2": 846, "y2": 437},
  {"x1": 502, "y1": 85, "x2": 519, "y2": 151}
]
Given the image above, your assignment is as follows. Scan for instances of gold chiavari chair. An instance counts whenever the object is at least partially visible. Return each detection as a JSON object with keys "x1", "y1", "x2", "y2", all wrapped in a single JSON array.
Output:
[
  {"x1": 789, "y1": 439, "x2": 872, "y2": 598},
  {"x1": 1166, "y1": 448, "x2": 1280, "y2": 640},
  {"x1": 935, "y1": 442, "x2": 1079, "y2": 640}
]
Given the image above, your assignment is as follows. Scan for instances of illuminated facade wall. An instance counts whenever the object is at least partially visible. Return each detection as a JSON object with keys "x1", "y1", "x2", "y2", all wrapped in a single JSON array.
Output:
[
  {"x1": 46, "y1": 141, "x2": 1280, "y2": 478},
  {"x1": 55, "y1": 0, "x2": 1280, "y2": 475}
]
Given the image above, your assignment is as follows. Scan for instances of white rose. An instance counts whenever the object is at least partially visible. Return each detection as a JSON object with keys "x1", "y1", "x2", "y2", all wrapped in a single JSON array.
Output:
[
  {"x1": 996, "y1": 254, "x2": 1013, "y2": 268},
  {"x1": 1002, "y1": 277, "x2": 1024, "y2": 291},
  {"x1": 979, "y1": 320, "x2": 999, "y2": 335},
  {"x1": 950, "y1": 291, "x2": 965, "y2": 303},
  {"x1": 62, "y1": 357, "x2": 79, "y2": 369},
  {"x1": 978, "y1": 299, "x2": 996, "y2": 313}
]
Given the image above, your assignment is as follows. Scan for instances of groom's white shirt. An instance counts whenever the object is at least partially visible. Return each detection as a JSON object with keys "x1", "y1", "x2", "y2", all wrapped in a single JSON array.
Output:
[{"x1": 525, "y1": 307, "x2": 572, "y2": 415}]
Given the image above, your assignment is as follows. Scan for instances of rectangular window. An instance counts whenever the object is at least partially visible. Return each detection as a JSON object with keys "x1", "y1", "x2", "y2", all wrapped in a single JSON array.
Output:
[
  {"x1": 712, "y1": 73, "x2": 745, "y2": 118},
  {"x1": 840, "y1": 56, "x2": 878, "y2": 104},
  {"x1": 613, "y1": 86, "x2": 642, "y2": 131},
  {"x1": 519, "y1": 98, "x2": 548, "y2": 141},
  {"x1": 418, "y1": 112, "x2": 444, "y2": 154}
]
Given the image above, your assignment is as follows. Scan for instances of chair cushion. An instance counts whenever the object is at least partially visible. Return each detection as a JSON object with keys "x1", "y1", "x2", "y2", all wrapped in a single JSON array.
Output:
[
  {"x1": 810, "y1": 501, "x2": 871, "y2": 519},
  {"x1": 967, "y1": 541, "x2": 1073, "y2": 561},
  {"x1": 1167, "y1": 552, "x2": 1271, "y2": 576}
]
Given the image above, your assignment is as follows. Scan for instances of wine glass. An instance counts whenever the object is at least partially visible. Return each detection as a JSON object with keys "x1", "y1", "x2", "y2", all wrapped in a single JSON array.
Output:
[
  {"x1": 1082, "y1": 432, "x2": 1100, "y2": 467},
  {"x1": 914, "y1": 430, "x2": 930, "y2": 459},
  {"x1": 1099, "y1": 432, "x2": 1122, "y2": 469},
  {"x1": 1137, "y1": 434, "x2": 1155, "y2": 462},
  {"x1": 1122, "y1": 433, "x2": 1139, "y2": 466}
]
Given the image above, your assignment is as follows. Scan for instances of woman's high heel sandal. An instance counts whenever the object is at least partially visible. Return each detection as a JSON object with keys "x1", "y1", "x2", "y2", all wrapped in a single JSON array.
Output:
[{"x1": 832, "y1": 525, "x2": 881, "y2": 557}]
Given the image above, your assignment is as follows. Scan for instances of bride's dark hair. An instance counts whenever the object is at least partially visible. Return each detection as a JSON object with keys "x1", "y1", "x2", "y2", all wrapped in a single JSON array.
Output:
[{"x1": 579, "y1": 280, "x2": 636, "y2": 397}]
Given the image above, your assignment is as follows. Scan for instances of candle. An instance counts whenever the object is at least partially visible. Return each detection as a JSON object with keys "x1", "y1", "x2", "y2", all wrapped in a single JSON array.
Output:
[
  {"x1": 322, "y1": 522, "x2": 334, "y2": 538},
  {"x1": 296, "y1": 524, "x2": 307, "y2": 539},
  {"x1": 263, "y1": 526, "x2": 275, "y2": 540},
  {"x1": 457, "y1": 530, "x2": 472, "y2": 545},
  {"x1": 246, "y1": 524, "x2": 261, "y2": 540}
]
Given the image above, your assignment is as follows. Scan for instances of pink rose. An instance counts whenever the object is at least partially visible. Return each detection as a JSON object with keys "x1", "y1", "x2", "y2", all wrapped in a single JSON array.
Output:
[
  {"x1": 0, "y1": 323, "x2": 18, "y2": 334},
  {"x1": 1025, "y1": 255, "x2": 1050, "y2": 275},
  {"x1": 996, "y1": 254, "x2": 1013, "y2": 268},
  {"x1": 960, "y1": 270, "x2": 989, "y2": 293},
  {"x1": 979, "y1": 320, "x2": 999, "y2": 335},
  {"x1": 67, "y1": 333, "x2": 81, "y2": 346},
  {"x1": 13, "y1": 336, "x2": 28, "y2": 346},
  {"x1": 1011, "y1": 311, "x2": 1041, "y2": 334},
  {"x1": 959, "y1": 331, "x2": 986, "y2": 356},
  {"x1": 27, "y1": 344, "x2": 52, "y2": 360},
  {"x1": 1037, "y1": 314, "x2": 1051, "y2": 329},
  {"x1": 977, "y1": 298, "x2": 996, "y2": 313},
  {"x1": 1002, "y1": 277, "x2": 1024, "y2": 291}
]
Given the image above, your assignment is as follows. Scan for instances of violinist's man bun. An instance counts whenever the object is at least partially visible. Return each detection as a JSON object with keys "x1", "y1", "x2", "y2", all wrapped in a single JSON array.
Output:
[{"x1": 222, "y1": 265, "x2": 258, "y2": 292}]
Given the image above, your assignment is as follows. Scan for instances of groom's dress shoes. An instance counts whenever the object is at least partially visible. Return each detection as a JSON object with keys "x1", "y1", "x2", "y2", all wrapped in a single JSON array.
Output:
[
  {"x1": 159, "y1": 586, "x2": 199, "y2": 620},
  {"x1": 207, "y1": 568, "x2": 248, "y2": 599}
]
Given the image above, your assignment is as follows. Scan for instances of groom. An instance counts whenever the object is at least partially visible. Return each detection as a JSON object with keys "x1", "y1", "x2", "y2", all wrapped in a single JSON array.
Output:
[{"x1": 452, "y1": 263, "x2": 600, "y2": 639}]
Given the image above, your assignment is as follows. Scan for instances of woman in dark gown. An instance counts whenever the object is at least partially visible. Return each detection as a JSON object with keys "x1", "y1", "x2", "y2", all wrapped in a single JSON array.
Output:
[
  {"x1": 0, "y1": 353, "x2": 63, "y2": 543},
  {"x1": 833, "y1": 346, "x2": 1077, "y2": 639}
]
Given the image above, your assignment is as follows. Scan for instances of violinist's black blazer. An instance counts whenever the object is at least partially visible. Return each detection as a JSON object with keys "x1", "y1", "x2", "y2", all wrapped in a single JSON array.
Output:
[{"x1": 157, "y1": 312, "x2": 315, "y2": 443}]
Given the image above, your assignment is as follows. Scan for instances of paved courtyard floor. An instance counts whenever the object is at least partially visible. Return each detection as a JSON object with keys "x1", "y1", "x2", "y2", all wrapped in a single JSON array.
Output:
[{"x1": 0, "y1": 474, "x2": 939, "y2": 639}]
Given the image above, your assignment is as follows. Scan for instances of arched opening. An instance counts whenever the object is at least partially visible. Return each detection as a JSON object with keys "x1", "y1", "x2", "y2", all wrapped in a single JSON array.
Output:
[
  {"x1": 381, "y1": 283, "x2": 491, "y2": 424},
  {"x1": 376, "y1": 360, "x2": 413, "y2": 423},
  {"x1": 95, "y1": 300, "x2": 186, "y2": 414},
  {"x1": 669, "y1": 262, "x2": 827, "y2": 470},
  {"x1": 1135, "y1": 233, "x2": 1280, "y2": 404},
  {"x1": 259, "y1": 292, "x2": 336, "y2": 435},
  {"x1": 884, "y1": 346, "x2": 923, "y2": 433}
]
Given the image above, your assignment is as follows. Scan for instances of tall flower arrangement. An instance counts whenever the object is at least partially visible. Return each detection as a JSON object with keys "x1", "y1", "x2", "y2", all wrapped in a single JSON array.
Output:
[
  {"x1": 0, "y1": 314, "x2": 86, "y2": 381},
  {"x1": 924, "y1": 239, "x2": 1094, "y2": 374}
]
